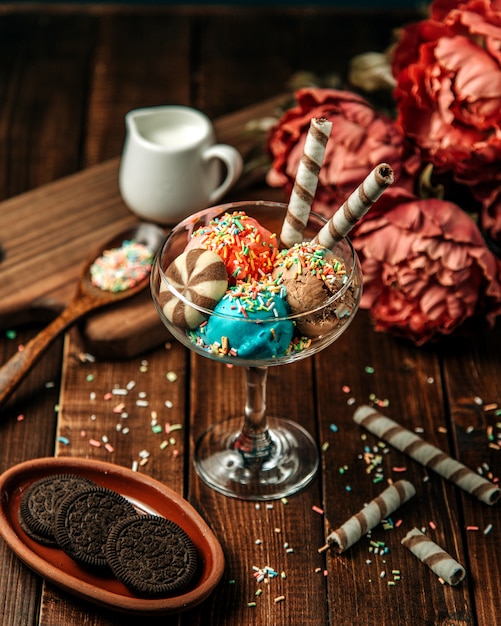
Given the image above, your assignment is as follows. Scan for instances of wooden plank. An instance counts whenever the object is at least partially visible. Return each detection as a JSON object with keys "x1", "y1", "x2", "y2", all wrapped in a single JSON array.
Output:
[
  {"x1": 195, "y1": 10, "x2": 298, "y2": 117},
  {"x1": 315, "y1": 311, "x2": 473, "y2": 624},
  {"x1": 185, "y1": 354, "x2": 329, "y2": 625},
  {"x1": 0, "y1": 12, "x2": 94, "y2": 201},
  {"x1": 83, "y1": 12, "x2": 192, "y2": 167},
  {"x1": 0, "y1": 328, "x2": 63, "y2": 626},
  {"x1": 441, "y1": 323, "x2": 501, "y2": 626},
  {"x1": 195, "y1": 7, "x2": 422, "y2": 118},
  {"x1": 0, "y1": 15, "x2": 84, "y2": 598},
  {"x1": 55, "y1": 328, "x2": 187, "y2": 486}
]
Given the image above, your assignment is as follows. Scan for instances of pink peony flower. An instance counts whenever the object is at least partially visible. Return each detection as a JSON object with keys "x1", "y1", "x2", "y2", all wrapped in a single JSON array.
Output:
[
  {"x1": 392, "y1": 0, "x2": 501, "y2": 190},
  {"x1": 266, "y1": 88, "x2": 421, "y2": 218},
  {"x1": 471, "y1": 183, "x2": 501, "y2": 247},
  {"x1": 352, "y1": 188, "x2": 501, "y2": 344},
  {"x1": 261, "y1": 5, "x2": 501, "y2": 344}
]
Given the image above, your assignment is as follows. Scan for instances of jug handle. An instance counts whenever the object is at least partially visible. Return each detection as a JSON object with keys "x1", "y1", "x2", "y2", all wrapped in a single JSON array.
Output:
[{"x1": 204, "y1": 145, "x2": 243, "y2": 203}]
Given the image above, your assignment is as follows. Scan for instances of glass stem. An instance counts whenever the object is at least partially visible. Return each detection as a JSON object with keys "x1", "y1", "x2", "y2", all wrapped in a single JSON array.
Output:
[{"x1": 233, "y1": 366, "x2": 275, "y2": 462}]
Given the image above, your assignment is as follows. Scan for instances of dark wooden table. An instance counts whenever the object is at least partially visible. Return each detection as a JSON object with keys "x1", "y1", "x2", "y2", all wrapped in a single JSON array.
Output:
[{"x1": 0, "y1": 4, "x2": 499, "y2": 625}]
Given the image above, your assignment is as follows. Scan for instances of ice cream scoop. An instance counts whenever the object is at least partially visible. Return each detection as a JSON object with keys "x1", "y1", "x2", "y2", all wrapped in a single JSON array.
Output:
[
  {"x1": 272, "y1": 242, "x2": 354, "y2": 338},
  {"x1": 185, "y1": 210, "x2": 278, "y2": 284},
  {"x1": 192, "y1": 281, "x2": 294, "y2": 359}
]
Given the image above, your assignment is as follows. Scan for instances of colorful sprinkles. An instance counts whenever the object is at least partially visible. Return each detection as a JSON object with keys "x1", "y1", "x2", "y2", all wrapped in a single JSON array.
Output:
[
  {"x1": 56, "y1": 342, "x2": 183, "y2": 468},
  {"x1": 273, "y1": 241, "x2": 347, "y2": 288},
  {"x1": 220, "y1": 279, "x2": 287, "y2": 317},
  {"x1": 189, "y1": 211, "x2": 278, "y2": 282},
  {"x1": 90, "y1": 239, "x2": 154, "y2": 292}
]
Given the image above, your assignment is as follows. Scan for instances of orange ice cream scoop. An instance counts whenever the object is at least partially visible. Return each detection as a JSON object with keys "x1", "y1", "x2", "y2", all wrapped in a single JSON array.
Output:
[{"x1": 185, "y1": 211, "x2": 278, "y2": 284}]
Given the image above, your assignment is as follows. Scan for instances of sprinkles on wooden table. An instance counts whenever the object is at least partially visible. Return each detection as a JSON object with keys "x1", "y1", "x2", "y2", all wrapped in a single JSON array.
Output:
[{"x1": 90, "y1": 239, "x2": 154, "y2": 292}]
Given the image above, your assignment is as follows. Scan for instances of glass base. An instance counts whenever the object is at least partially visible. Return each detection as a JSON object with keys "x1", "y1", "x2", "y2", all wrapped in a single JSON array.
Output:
[{"x1": 194, "y1": 416, "x2": 319, "y2": 500}]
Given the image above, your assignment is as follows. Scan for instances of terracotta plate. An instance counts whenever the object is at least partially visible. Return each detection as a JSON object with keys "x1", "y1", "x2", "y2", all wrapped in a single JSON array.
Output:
[{"x1": 0, "y1": 457, "x2": 225, "y2": 615}]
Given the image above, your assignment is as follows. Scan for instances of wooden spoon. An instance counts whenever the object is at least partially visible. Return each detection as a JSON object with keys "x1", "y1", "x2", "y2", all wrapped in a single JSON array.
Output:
[{"x1": 0, "y1": 222, "x2": 166, "y2": 407}]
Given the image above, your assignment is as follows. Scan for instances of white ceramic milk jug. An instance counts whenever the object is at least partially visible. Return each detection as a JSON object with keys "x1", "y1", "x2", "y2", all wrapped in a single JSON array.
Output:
[{"x1": 119, "y1": 106, "x2": 243, "y2": 224}]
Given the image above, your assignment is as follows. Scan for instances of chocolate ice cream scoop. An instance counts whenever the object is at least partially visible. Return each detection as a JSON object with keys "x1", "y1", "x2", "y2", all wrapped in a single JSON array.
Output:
[{"x1": 272, "y1": 242, "x2": 355, "y2": 338}]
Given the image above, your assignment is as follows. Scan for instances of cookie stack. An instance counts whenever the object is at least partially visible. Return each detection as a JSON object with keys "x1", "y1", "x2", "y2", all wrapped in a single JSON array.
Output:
[{"x1": 18, "y1": 473, "x2": 199, "y2": 597}]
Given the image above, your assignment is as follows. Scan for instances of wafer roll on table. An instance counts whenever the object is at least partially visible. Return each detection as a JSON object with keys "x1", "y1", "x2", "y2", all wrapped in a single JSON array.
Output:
[
  {"x1": 401, "y1": 527, "x2": 466, "y2": 586},
  {"x1": 353, "y1": 405, "x2": 501, "y2": 505},
  {"x1": 313, "y1": 162, "x2": 394, "y2": 249},
  {"x1": 279, "y1": 117, "x2": 332, "y2": 247},
  {"x1": 318, "y1": 479, "x2": 416, "y2": 553}
]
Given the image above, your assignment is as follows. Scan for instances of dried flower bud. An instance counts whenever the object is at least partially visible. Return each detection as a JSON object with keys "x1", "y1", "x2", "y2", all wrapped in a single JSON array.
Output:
[{"x1": 348, "y1": 52, "x2": 396, "y2": 92}]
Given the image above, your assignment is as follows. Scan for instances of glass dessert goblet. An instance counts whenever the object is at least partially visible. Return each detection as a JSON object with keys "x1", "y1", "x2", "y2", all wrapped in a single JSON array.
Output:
[{"x1": 151, "y1": 201, "x2": 362, "y2": 500}]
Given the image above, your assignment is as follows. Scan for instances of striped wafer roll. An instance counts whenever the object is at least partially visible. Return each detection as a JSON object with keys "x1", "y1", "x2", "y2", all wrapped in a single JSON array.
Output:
[
  {"x1": 313, "y1": 162, "x2": 394, "y2": 249},
  {"x1": 280, "y1": 117, "x2": 332, "y2": 247},
  {"x1": 353, "y1": 405, "x2": 501, "y2": 505},
  {"x1": 401, "y1": 527, "x2": 466, "y2": 585},
  {"x1": 318, "y1": 480, "x2": 416, "y2": 553}
]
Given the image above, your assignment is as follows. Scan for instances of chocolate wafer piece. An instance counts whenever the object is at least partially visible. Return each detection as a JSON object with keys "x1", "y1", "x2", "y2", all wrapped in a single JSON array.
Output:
[
  {"x1": 280, "y1": 117, "x2": 332, "y2": 247},
  {"x1": 106, "y1": 515, "x2": 198, "y2": 596},
  {"x1": 401, "y1": 527, "x2": 466, "y2": 585},
  {"x1": 18, "y1": 474, "x2": 96, "y2": 546},
  {"x1": 55, "y1": 486, "x2": 136, "y2": 568},
  {"x1": 313, "y1": 163, "x2": 394, "y2": 249},
  {"x1": 353, "y1": 405, "x2": 501, "y2": 505},
  {"x1": 319, "y1": 480, "x2": 416, "y2": 553}
]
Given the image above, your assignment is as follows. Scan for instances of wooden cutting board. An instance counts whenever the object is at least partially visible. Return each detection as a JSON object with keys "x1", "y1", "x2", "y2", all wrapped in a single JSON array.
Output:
[{"x1": 0, "y1": 95, "x2": 287, "y2": 359}]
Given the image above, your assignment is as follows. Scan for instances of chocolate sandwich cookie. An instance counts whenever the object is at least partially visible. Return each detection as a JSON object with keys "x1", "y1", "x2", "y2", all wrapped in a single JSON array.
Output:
[
  {"x1": 55, "y1": 486, "x2": 136, "y2": 568},
  {"x1": 106, "y1": 514, "x2": 198, "y2": 596},
  {"x1": 18, "y1": 474, "x2": 96, "y2": 546}
]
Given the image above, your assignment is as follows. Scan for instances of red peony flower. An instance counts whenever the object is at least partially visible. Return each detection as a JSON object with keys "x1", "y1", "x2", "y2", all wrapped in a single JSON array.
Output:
[
  {"x1": 392, "y1": 0, "x2": 501, "y2": 189},
  {"x1": 266, "y1": 88, "x2": 421, "y2": 218},
  {"x1": 352, "y1": 188, "x2": 501, "y2": 345}
]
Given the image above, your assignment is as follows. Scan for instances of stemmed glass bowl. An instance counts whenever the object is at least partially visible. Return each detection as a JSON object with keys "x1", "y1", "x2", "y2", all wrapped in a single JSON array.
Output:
[{"x1": 151, "y1": 200, "x2": 362, "y2": 500}]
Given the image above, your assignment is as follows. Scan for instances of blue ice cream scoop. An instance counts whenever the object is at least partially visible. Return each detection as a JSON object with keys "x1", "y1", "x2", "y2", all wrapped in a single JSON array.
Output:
[{"x1": 195, "y1": 283, "x2": 294, "y2": 359}]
